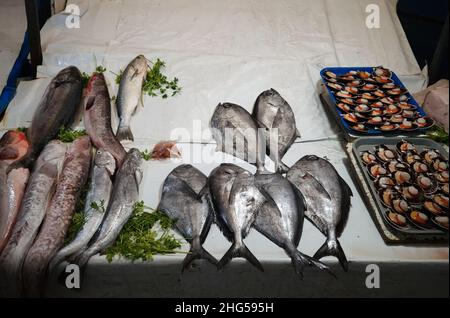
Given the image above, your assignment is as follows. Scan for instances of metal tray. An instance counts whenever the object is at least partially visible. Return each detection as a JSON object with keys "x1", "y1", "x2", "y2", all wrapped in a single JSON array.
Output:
[{"x1": 351, "y1": 137, "x2": 448, "y2": 242}]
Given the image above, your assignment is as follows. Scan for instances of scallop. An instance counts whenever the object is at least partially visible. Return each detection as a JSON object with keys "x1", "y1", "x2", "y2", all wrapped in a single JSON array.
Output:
[
  {"x1": 397, "y1": 102, "x2": 416, "y2": 110},
  {"x1": 421, "y1": 149, "x2": 440, "y2": 164},
  {"x1": 336, "y1": 90, "x2": 354, "y2": 98},
  {"x1": 387, "y1": 161, "x2": 408, "y2": 173},
  {"x1": 373, "y1": 67, "x2": 392, "y2": 77},
  {"x1": 376, "y1": 146, "x2": 397, "y2": 162},
  {"x1": 380, "y1": 97, "x2": 395, "y2": 104},
  {"x1": 361, "y1": 83, "x2": 377, "y2": 91},
  {"x1": 387, "y1": 88, "x2": 408, "y2": 96},
  {"x1": 351, "y1": 124, "x2": 369, "y2": 133},
  {"x1": 347, "y1": 80, "x2": 363, "y2": 87},
  {"x1": 337, "y1": 103, "x2": 352, "y2": 113},
  {"x1": 424, "y1": 201, "x2": 445, "y2": 215},
  {"x1": 402, "y1": 110, "x2": 417, "y2": 119},
  {"x1": 325, "y1": 71, "x2": 337, "y2": 78},
  {"x1": 433, "y1": 160, "x2": 448, "y2": 172},
  {"x1": 367, "y1": 116, "x2": 384, "y2": 125},
  {"x1": 326, "y1": 82, "x2": 343, "y2": 91},
  {"x1": 360, "y1": 93, "x2": 378, "y2": 100},
  {"x1": 433, "y1": 216, "x2": 449, "y2": 230},
  {"x1": 388, "y1": 211, "x2": 408, "y2": 227},
  {"x1": 403, "y1": 151, "x2": 422, "y2": 165},
  {"x1": 361, "y1": 152, "x2": 378, "y2": 165},
  {"x1": 378, "y1": 123, "x2": 398, "y2": 132},
  {"x1": 396, "y1": 140, "x2": 416, "y2": 153},
  {"x1": 394, "y1": 171, "x2": 412, "y2": 185},
  {"x1": 394, "y1": 94, "x2": 410, "y2": 103},
  {"x1": 410, "y1": 211, "x2": 429, "y2": 226},
  {"x1": 382, "y1": 83, "x2": 397, "y2": 90},
  {"x1": 380, "y1": 188, "x2": 396, "y2": 207},
  {"x1": 415, "y1": 117, "x2": 434, "y2": 129},
  {"x1": 375, "y1": 76, "x2": 393, "y2": 84},
  {"x1": 392, "y1": 198, "x2": 409, "y2": 214},
  {"x1": 441, "y1": 183, "x2": 449, "y2": 195},
  {"x1": 355, "y1": 104, "x2": 371, "y2": 113},
  {"x1": 356, "y1": 98, "x2": 370, "y2": 105},
  {"x1": 373, "y1": 90, "x2": 386, "y2": 98},
  {"x1": 435, "y1": 171, "x2": 449, "y2": 183},
  {"x1": 416, "y1": 175, "x2": 437, "y2": 194},
  {"x1": 370, "y1": 109, "x2": 385, "y2": 117},
  {"x1": 371, "y1": 101, "x2": 384, "y2": 108},
  {"x1": 344, "y1": 86, "x2": 359, "y2": 94},
  {"x1": 386, "y1": 104, "x2": 400, "y2": 115},
  {"x1": 389, "y1": 114, "x2": 404, "y2": 124},
  {"x1": 412, "y1": 161, "x2": 429, "y2": 174},
  {"x1": 339, "y1": 98, "x2": 356, "y2": 106},
  {"x1": 433, "y1": 194, "x2": 449, "y2": 209},
  {"x1": 399, "y1": 120, "x2": 417, "y2": 131},
  {"x1": 357, "y1": 71, "x2": 371, "y2": 79},
  {"x1": 342, "y1": 113, "x2": 360, "y2": 123},
  {"x1": 402, "y1": 185, "x2": 422, "y2": 202},
  {"x1": 369, "y1": 163, "x2": 388, "y2": 178},
  {"x1": 377, "y1": 176, "x2": 396, "y2": 189}
]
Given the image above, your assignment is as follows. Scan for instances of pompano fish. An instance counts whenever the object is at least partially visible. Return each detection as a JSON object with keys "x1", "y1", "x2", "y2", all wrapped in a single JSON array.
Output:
[
  {"x1": 158, "y1": 165, "x2": 218, "y2": 272},
  {"x1": 211, "y1": 103, "x2": 267, "y2": 174},
  {"x1": 253, "y1": 173, "x2": 334, "y2": 278},
  {"x1": 252, "y1": 89, "x2": 300, "y2": 173},
  {"x1": 286, "y1": 155, "x2": 353, "y2": 271},
  {"x1": 209, "y1": 164, "x2": 266, "y2": 271},
  {"x1": 9, "y1": 66, "x2": 82, "y2": 171},
  {"x1": 84, "y1": 72, "x2": 127, "y2": 167},
  {"x1": 49, "y1": 150, "x2": 116, "y2": 273},
  {"x1": 116, "y1": 55, "x2": 149, "y2": 142},
  {"x1": 0, "y1": 131, "x2": 30, "y2": 254},
  {"x1": 0, "y1": 141, "x2": 67, "y2": 296},
  {"x1": 22, "y1": 136, "x2": 92, "y2": 296},
  {"x1": 76, "y1": 149, "x2": 143, "y2": 268}
]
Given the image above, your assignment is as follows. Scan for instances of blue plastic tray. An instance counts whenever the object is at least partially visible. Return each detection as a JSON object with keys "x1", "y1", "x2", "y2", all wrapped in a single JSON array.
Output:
[{"x1": 320, "y1": 66, "x2": 429, "y2": 136}]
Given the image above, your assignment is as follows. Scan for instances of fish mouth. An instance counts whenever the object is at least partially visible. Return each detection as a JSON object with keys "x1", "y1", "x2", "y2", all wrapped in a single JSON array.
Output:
[{"x1": 304, "y1": 155, "x2": 319, "y2": 161}]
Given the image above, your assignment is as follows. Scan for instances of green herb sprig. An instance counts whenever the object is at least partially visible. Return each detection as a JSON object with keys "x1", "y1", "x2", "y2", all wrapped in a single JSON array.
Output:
[
  {"x1": 143, "y1": 58, "x2": 181, "y2": 99},
  {"x1": 427, "y1": 125, "x2": 449, "y2": 144},
  {"x1": 57, "y1": 127, "x2": 87, "y2": 143},
  {"x1": 140, "y1": 149, "x2": 152, "y2": 161},
  {"x1": 90, "y1": 200, "x2": 106, "y2": 213}
]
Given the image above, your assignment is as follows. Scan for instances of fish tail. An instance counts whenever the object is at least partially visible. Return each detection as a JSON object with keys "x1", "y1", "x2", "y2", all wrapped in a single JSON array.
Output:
[
  {"x1": 314, "y1": 239, "x2": 348, "y2": 272},
  {"x1": 218, "y1": 242, "x2": 264, "y2": 272},
  {"x1": 291, "y1": 250, "x2": 336, "y2": 279},
  {"x1": 116, "y1": 126, "x2": 134, "y2": 142},
  {"x1": 181, "y1": 244, "x2": 219, "y2": 273}
]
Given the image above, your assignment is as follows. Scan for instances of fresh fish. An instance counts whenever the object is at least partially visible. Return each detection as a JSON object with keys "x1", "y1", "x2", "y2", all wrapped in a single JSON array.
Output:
[
  {"x1": 0, "y1": 131, "x2": 30, "y2": 254},
  {"x1": 49, "y1": 150, "x2": 115, "y2": 273},
  {"x1": 209, "y1": 164, "x2": 266, "y2": 271},
  {"x1": 252, "y1": 89, "x2": 300, "y2": 173},
  {"x1": 253, "y1": 173, "x2": 334, "y2": 277},
  {"x1": 211, "y1": 103, "x2": 267, "y2": 174},
  {"x1": 84, "y1": 72, "x2": 127, "y2": 167},
  {"x1": 0, "y1": 141, "x2": 67, "y2": 296},
  {"x1": 9, "y1": 66, "x2": 83, "y2": 171},
  {"x1": 76, "y1": 148, "x2": 143, "y2": 268},
  {"x1": 286, "y1": 155, "x2": 353, "y2": 271},
  {"x1": 22, "y1": 136, "x2": 92, "y2": 296},
  {"x1": 116, "y1": 55, "x2": 148, "y2": 142},
  {"x1": 158, "y1": 164, "x2": 218, "y2": 272}
]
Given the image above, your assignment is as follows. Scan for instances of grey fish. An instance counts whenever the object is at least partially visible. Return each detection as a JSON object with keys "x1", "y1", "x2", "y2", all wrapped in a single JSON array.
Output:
[
  {"x1": 84, "y1": 72, "x2": 127, "y2": 167},
  {"x1": 22, "y1": 136, "x2": 92, "y2": 297},
  {"x1": 209, "y1": 164, "x2": 266, "y2": 271},
  {"x1": 252, "y1": 89, "x2": 300, "y2": 173},
  {"x1": 49, "y1": 150, "x2": 116, "y2": 274},
  {"x1": 158, "y1": 164, "x2": 218, "y2": 272},
  {"x1": 210, "y1": 103, "x2": 267, "y2": 174},
  {"x1": 0, "y1": 141, "x2": 67, "y2": 297},
  {"x1": 76, "y1": 148, "x2": 143, "y2": 268},
  {"x1": 116, "y1": 55, "x2": 148, "y2": 142},
  {"x1": 9, "y1": 66, "x2": 83, "y2": 171},
  {"x1": 253, "y1": 173, "x2": 334, "y2": 278},
  {"x1": 286, "y1": 155, "x2": 353, "y2": 271}
]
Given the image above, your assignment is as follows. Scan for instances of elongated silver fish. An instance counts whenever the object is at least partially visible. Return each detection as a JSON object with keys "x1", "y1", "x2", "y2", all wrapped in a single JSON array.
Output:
[
  {"x1": 286, "y1": 155, "x2": 353, "y2": 271},
  {"x1": 253, "y1": 173, "x2": 334, "y2": 278},
  {"x1": 252, "y1": 89, "x2": 300, "y2": 173},
  {"x1": 158, "y1": 165, "x2": 218, "y2": 272},
  {"x1": 49, "y1": 150, "x2": 115, "y2": 274},
  {"x1": 0, "y1": 141, "x2": 67, "y2": 297},
  {"x1": 22, "y1": 136, "x2": 92, "y2": 297},
  {"x1": 9, "y1": 66, "x2": 82, "y2": 171},
  {"x1": 76, "y1": 148, "x2": 143, "y2": 268},
  {"x1": 84, "y1": 72, "x2": 127, "y2": 167},
  {"x1": 116, "y1": 55, "x2": 148, "y2": 142},
  {"x1": 209, "y1": 164, "x2": 266, "y2": 271}
]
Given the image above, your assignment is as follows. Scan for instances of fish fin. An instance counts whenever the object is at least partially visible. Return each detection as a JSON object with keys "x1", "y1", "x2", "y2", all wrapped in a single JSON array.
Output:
[
  {"x1": 116, "y1": 126, "x2": 134, "y2": 142},
  {"x1": 290, "y1": 182, "x2": 308, "y2": 212},
  {"x1": 296, "y1": 128, "x2": 301, "y2": 138},
  {"x1": 303, "y1": 171, "x2": 332, "y2": 201},
  {"x1": 276, "y1": 162, "x2": 290, "y2": 174},
  {"x1": 85, "y1": 95, "x2": 96, "y2": 111},
  {"x1": 314, "y1": 239, "x2": 348, "y2": 272},
  {"x1": 291, "y1": 250, "x2": 336, "y2": 279},
  {"x1": 218, "y1": 242, "x2": 263, "y2": 272},
  {"x1": 181, "y1": 244, "x2": 219, "y2": 273},
  {"x1": 255, "y1": 186, "x2": 282, "y2": 217},
  {"x1": 139, "y1": 92, "x2": 145, "y2": 108},
  {"x1": 134, "y1": 169, "x2": 143, "y2": 187},
  {"x1": 339, "y1": 176, "x2": 353, "y2": 197}
]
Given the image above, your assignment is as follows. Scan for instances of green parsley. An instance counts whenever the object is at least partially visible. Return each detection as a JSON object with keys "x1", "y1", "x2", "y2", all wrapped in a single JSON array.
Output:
[
  {"x1": 57, "y1": 127, "x2": 87, "y2": 143},
  {"x1": 143, "y1": 58, "x2": 182, "y2": 98},
  {"x1": 140, "y1": 149, "x2": 152, "y2": 161}
]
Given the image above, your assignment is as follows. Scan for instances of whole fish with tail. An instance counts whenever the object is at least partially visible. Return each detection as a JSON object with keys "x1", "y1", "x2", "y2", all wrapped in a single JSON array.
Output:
[
  {"x1": 209, "y1": 164, "x2": 266, "y2": 271},
  {"x1": 286, "y1": 155, "x2": 353, "y2": 272},
  {"x1": 49, "y1": 150, "x2": 115, "y2": 274},
  {"x1": 84, "y1": 72, "x2": 127, "y2": 167},
  {"x1": 116, "y1": 55, "x2": 149, "y2": 142},
  {"x1": 22, "y1": 137, "x2": 92, "y2": 297},
  {"x1": 253, "y1": 173, "x2": 334, "y2": 278},
  {"x1": 76, "y1": 149, "x2": 143, "y2": 268},
  {"x1": 158, "y1": 165, "x2": 218, "y2": 272},
  {"x1": 8, "y1": 66, "x2": 82, "y2": 172}
]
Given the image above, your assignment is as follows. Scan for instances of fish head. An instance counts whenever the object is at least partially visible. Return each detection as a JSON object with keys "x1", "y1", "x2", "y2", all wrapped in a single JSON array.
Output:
[
  {"x1": 257, "y1": 88, "x2": 285, "y2": 109},
  {"x1": 94, "y1": 150, "x2": 116, "y2": 175},
  {"x1": 86, "y1": 72, "x2": 106, "y2": 93},
  {"x1": 134, "y1": 55, "x2": 150, "y2": 74},
  {"x1": 230, "y1": 171, "x2": 266, "y2": 218},
  {"x1": 54, "y1": 66, "x2": 82, "y2": 85},
  {"x1": 0, "y1": 131, "x2": 29, "y2": 161}
]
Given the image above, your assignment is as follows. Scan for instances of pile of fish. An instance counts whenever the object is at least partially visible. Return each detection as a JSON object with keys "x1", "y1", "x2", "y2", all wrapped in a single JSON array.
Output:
[
  {"x1": 0, "y1": 56, "x2": 148, "y2": 297},
  {"x1": 157, "y1": 89, "x2": 353, "y2": 276}
]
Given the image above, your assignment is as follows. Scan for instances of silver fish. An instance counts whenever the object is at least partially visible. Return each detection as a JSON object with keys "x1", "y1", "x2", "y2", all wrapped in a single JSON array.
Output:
[
  {"x1": 210, "y1": 103, "x2": 267, "y2": 174},
  {"x1": 22, "y1": 136, "x2": 92, "y2": 297},
  {"x1": 253, "y1": 173, "x2": 333, "y2": 277},
  {"x1": 49, "y1": 150, "x2": 116, "y2": 273},
  {"x1": 9, "y1": 66, "x2": 83, "y2": 171},
  {"x1": 76, "y1": 148, "x2": 143, "y2": 268},
  {"x1": 158, "y1": 165, "x2": 218, "y2": 272},
  {"x1": 116, "y1": 55, "x2": 148, "y2": 142},
  {"x1": 84, "y1": 72, "x2": 127, "y2": 167},
  {"x1": 252, "y1": 89, "x2": 300, "y2": 173},
  {"x1": 0, "y1": 141, "x2": 67, "y2": 296},
  {"x1": 286, "y1": 155, "x2": 353, "y2": 271},
  {"x1": 209, "y1": 164, "x2": 265, "y2": 271}
]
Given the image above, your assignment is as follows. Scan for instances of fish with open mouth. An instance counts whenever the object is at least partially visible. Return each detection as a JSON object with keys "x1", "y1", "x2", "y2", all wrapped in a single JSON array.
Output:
[
  {"x1": 286, "y1": 155, "x2": 353, "y2": 272},
  {"x1": 116, "y1": 55, "x2": 149, "y2": 142},
  {"x1": 211, "y1": 103, "x2": 267, "y2": 174},
  {"x1": 9, "y1": 66, "x2": 83, "y2": 171},
  {"x1": 75, "y1": 148, "x2": 143, "y2": 268},
  {"x1": 209, "y1": 164, "x2": 266, "y2": 271},
  {"x1": 252, "y1": 89, "x2": 300, "y2": 173},
  {"x1": 22, "y1": 136, "x2": 92, "y2": 297},
  {"x1": 253, "y1": 173, "x2": 335, "y2": 278},
  {"x1": 158, "y1": 165, "x2": 218, "y2": 272}
]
